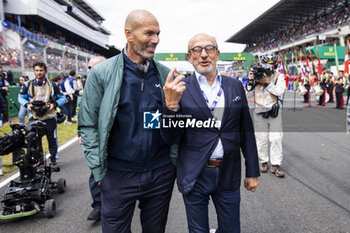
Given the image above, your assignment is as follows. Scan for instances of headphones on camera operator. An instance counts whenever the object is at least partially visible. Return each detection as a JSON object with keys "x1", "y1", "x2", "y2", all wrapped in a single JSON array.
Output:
[{"x1": 246, "y1": 54, "x2": 283, "y2": 119}]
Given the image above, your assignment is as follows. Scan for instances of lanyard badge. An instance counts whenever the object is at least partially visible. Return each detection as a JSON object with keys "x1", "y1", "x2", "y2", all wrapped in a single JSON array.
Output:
[{"x1": 201, "y1": 86, "x2": 223, "y2": 112}]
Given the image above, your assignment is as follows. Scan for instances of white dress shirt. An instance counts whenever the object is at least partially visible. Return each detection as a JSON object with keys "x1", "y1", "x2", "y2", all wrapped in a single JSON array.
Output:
[{"x1": 195, "y1": 71, "x2": 225, "y2": 160}]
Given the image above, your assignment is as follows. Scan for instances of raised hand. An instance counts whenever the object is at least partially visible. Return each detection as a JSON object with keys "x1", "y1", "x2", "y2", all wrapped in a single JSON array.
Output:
[{"x1": 163, "y1": 68, "x2": 187, "y2": 111}]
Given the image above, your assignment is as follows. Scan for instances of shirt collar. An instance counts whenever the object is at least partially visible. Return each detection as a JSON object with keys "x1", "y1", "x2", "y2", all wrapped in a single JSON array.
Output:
[{"x1": 195, "y1": 71, "x2": 221, "y2": 86}]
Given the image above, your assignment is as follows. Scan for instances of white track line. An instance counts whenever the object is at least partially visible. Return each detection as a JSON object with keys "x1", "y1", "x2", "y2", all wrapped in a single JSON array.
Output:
[{"x1": 0, "y1": 136, "x2": 78, "y2": 189}]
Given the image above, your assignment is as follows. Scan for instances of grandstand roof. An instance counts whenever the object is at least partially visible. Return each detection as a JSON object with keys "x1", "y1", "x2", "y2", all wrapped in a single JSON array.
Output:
[
  {"x1": 74, "y1": 0, "x2": 105, "y2": 21},
  {"x1": 226, "y1": 0, "x2": 336, "y2": 44}
]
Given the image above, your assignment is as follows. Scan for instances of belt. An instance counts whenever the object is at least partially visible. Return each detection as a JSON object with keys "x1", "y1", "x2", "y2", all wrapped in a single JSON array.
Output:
[{"x1": 206, "y1": 159, "x2": 223, "y2": 167}]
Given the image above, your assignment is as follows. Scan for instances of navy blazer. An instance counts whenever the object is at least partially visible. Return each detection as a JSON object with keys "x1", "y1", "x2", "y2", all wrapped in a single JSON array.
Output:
[{"x1": 161, "y1": 74, "x2": 260, "y2": 194}]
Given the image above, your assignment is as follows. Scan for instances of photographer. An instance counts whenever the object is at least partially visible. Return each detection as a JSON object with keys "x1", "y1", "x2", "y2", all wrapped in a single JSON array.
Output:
[
  {"x1": 18, "y1": 62, "x2": 66, "y2": 166},
  {"x1": 246, "y1": 54, "x2": 286, "y2": 178}
]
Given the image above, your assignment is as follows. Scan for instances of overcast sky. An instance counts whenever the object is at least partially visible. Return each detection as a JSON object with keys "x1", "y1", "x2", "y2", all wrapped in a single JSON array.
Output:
[{"x1": 88, "y1": 0, "x2": 279, "y2": 53}]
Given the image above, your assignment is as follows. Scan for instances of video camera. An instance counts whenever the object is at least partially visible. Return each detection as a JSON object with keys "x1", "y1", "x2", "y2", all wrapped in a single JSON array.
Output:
[
  {"x1": 31, "y1": 100, "x2": 50, "y2": 117},
  {"x1": 0, "y1": 121, "x2": 66, "y2": 220},
  {"x1": 251, "y1": 65, "x2": 274, "y2": 81},
  {"x1": 0, "y1": 121, "x2": 47, "y2": 171}
]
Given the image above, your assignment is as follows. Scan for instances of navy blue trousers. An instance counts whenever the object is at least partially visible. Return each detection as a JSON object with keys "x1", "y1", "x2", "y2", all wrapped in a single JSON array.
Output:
[
  {"x1": 183, "y1": 166, "x2": 241, "y2": 233},
  {"x1": 89, "y1": 172, "x2": 101, "y2": 208},
  {"x1": 63, "y1": 102, "x2": 72, "y2": 121},
  {"x1": 100, "y1": 163, "x2": 176, "y2": 233}
]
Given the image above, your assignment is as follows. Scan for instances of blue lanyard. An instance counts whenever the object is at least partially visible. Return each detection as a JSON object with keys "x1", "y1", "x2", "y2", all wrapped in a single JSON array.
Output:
[{"x1": 201, "y1": 85, "x2": 223, "y2": 112}]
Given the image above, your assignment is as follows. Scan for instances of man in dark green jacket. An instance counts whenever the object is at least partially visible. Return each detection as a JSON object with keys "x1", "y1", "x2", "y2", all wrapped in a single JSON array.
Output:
[{"x1": 78, "y1": 9, "x2": 176, "y2": 233}]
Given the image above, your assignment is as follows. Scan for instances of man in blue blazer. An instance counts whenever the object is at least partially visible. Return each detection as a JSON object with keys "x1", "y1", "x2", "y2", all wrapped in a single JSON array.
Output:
[{"x1": 161, "y1": 33, "x2": 260, "y2": 233}]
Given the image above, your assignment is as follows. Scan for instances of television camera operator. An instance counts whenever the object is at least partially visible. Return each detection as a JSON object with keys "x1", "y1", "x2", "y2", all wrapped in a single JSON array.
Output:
[
  {"x1": 18, "y1": 62, "x2": 66, "y2": 168},
  {"x1": 246, "y1": 54, "x2": 286, "y2": 178}
]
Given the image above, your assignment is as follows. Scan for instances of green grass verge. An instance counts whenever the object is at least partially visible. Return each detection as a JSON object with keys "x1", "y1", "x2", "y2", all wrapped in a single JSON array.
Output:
[{"x1": 0, "y1": 116, "x2": 78, "y2": 176}]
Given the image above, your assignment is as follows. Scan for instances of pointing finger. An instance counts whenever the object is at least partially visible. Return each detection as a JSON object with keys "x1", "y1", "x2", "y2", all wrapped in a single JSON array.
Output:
[{"x1": 166, "y1": 67, "x2": 177, "y2": 83}]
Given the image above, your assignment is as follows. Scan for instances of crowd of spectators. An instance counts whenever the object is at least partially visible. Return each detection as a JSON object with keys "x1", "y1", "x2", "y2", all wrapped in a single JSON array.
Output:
[
  {"x1": 244, "y1": 5, "x2": 350, "y2": 53},
  {"x1": 6, "y1": 19, "x2": 99, "y2": 56},
  {"x1": 35, "y1": 31, "x2": 97, "y2": 54},
  {"x1": 0, "y1": 18, "x2": 104, "y2": 72},
  {"x1": 0, "y1": 46, "x2": 89, "y2": 72}
]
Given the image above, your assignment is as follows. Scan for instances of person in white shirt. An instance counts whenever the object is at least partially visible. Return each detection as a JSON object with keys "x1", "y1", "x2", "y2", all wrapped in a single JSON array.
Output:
[{"x1": 61, "y1": 72, "x2": 76, "y2": 125}]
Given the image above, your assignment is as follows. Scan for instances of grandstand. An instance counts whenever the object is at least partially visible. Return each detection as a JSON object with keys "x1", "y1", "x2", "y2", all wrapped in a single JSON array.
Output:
[
  {"x1": 0, "y1": 0, "x2": 121, "y2": 118},
  {"x1": 0, "y1": 0, "x2": 120, "y2": 77},
  {"x1": 226, "y1": 0, "x2": 350, "y2": 72}
]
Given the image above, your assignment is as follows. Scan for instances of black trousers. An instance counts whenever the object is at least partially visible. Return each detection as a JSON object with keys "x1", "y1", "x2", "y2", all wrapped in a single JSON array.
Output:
[
  {"x1": 319, "y1": 88, "x2": 327, "y2": 105},
  {"x1": 71, "y1": 95, "x2": 78, "y2": 117},
  {"x1": 303, "y1": 84, "x2": 310, "y2": 103},
  {"x1": 100, "y1": 163, "x2": 176, "y2": 233},
  {"x1": 327, "y1": 86, "x2": 334, "y2": 102},
  {"x1": 335, "y1": 92, "x2": 344, "y2": 109},
  {"x1": 304, "y1": 90, "x2": 310, "y2": 103},
  {"x1": 30, "y1": 117, "x2": 57, "y2": 159}
]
